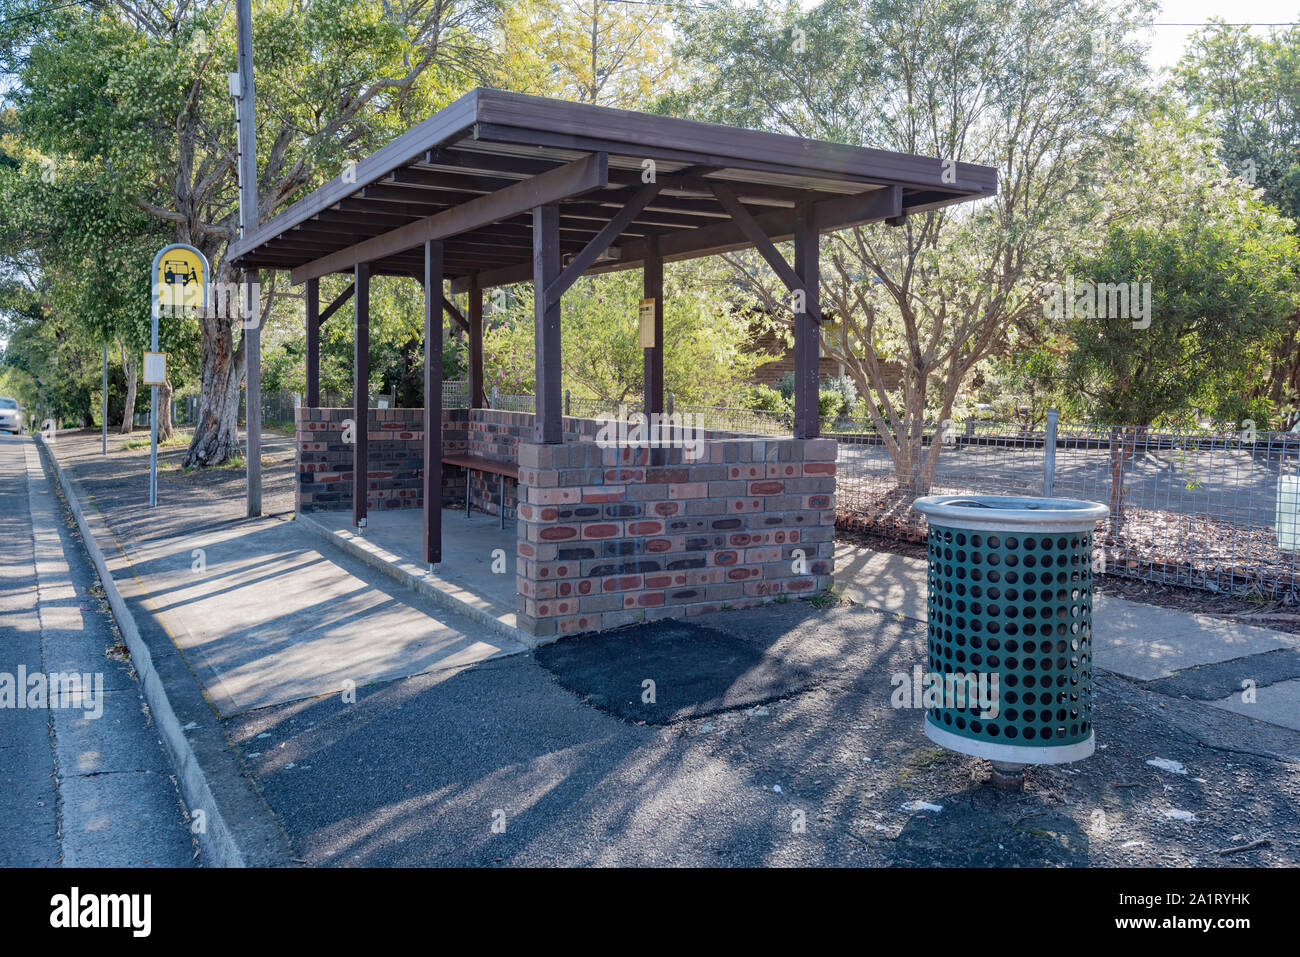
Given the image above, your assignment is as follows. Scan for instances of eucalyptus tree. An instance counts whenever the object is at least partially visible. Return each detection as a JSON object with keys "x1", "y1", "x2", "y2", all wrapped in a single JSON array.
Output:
[
  {"x1": 665, "y1": 0, "x2": 1154, "y2": 501},
  {"x1": 496, "y1": 0, "x2": 677, "y2": 107}
]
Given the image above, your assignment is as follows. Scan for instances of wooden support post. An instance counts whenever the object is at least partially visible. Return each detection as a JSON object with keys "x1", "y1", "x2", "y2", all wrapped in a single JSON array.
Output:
[
  {"x1": 423, "y1": 241, "x2": 444, "y2": 564},
  {"x1": 353, "y1": 262, "x2": 370, "y2": 530},
  {"x1": 468, "y1": 277, "x2": 484, "y2": 408},
  {"x1": 793, "y1": 203, "x2": 820, "y2": 439},
  {"x1": 533, "y1": 204, "x2": 562, "y2": 444},
  {"x1": 305, "y1": 276, "x2": 320, "y2": 407},
  {"x1": 643, "y1": 235, "x2": 664, "y2": 419}
]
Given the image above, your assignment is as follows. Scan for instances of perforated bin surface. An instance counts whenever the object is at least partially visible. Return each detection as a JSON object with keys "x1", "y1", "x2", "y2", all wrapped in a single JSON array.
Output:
[{"x1": 926, "y1": 524, "x2": 1094, "y2": 749}]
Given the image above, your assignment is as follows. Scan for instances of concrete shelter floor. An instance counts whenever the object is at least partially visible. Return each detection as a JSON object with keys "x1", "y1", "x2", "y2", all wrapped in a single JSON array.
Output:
[{"x1": 310, "y1": 507, "x2": 519, "y2": 612}]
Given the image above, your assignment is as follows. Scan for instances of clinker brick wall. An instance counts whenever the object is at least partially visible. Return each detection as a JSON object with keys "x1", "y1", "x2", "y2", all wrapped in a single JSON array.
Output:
[
  {"x1": 297, "y1": 406, "x2": 839, "y2": 640},
  {"x1": 296, "y1": 407, "x2": 424, "y2": 511},
  {"x1": 514, "y1": 436, "x2": 836, "y2": 638}
]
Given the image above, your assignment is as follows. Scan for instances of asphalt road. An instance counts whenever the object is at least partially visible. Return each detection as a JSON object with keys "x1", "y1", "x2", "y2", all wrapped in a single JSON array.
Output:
[{"x1": 0, "y1": 435, "x2": 198, "y2": 867}]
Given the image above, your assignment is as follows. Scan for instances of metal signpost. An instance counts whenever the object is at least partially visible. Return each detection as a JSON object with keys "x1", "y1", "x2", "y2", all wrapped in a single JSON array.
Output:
[{"x1": 150, "y1": 243, "x2": 209, "y2": 508}]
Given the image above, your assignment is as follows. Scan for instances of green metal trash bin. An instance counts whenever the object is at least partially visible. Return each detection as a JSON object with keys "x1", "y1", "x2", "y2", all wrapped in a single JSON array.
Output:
[{"x1": 912, "y1": 494, "x2": 1109, "y2": 767}]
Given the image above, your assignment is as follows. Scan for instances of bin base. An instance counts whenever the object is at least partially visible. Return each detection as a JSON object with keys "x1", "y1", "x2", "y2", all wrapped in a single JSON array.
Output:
[{"x1": 924, "y1": 715, "x2": 1095, "y2": 765}]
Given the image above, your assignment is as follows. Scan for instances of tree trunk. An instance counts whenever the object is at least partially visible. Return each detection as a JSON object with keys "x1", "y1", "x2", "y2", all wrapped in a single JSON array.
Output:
[
  {"x1": 119, "y1": 344, "x2": 137, "y2": 435},
  {"x1": 183, "y1": 310, "x2": 244, "y2": 468},
  {"x1": 157, "y1": 379, "x2": 174, "y2": 442},
  {"x1": 1107, "y1": 425, "x2": 1143, "y2": 540}
]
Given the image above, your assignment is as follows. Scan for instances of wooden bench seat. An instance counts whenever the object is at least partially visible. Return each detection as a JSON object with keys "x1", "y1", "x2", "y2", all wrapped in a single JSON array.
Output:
[
  {"x1": 441, "y1": 453, "x2": 518, "y2": 527},
  {"x1": 441, "y1": 453, "x2": 518, "y2": 480}
]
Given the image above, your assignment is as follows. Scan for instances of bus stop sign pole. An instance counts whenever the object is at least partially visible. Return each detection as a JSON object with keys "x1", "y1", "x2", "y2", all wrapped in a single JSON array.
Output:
[{"x1": 149, "y1": 243, "x2": 208, "y2": 508}]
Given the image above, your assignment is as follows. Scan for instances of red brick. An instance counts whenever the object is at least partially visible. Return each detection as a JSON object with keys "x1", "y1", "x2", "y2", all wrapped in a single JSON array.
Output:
[
  {"x1": 540, "y1": 525, "x2": 579, "y2": 541},
  {"x1": 602, "y1": 575, "x2": 643, "y2": 592},
  {"x1": 582, "y1": 486, "x2": 625, "y2": 503}
]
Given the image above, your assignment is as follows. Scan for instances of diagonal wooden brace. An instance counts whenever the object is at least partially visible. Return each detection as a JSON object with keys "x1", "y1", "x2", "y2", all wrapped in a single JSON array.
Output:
[
  {"x1": 709, "y1": 181, "x2": 823, "y2": 323},
  {"x1": 317, "y1": 282, "x2": 355, "y2": 325},
  {"x1": 544, "y1": 180, "x2": 664, "y2": 308},
  {"x1": 442, "y1": 295, "x2": 469, "y2": 332}
]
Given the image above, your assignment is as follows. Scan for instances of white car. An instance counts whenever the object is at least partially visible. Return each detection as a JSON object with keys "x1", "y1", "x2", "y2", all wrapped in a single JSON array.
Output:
[{"x1": 0, "y1": 397, "x2": 24, "y2": 434}]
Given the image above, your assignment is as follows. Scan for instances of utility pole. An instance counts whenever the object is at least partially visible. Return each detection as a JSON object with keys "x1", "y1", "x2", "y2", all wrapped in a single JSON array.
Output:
[
  {"x1": 233, "y1": 0, "x2": 261, "y2": 516},
  {"x1": 101, "y1": 344, "x2": 107, "y2": 455}
]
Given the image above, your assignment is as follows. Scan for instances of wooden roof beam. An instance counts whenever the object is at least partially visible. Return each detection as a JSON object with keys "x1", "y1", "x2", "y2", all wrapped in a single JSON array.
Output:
[{"x1": 290, "y1": 153, "x2": 609, "y2": 284}]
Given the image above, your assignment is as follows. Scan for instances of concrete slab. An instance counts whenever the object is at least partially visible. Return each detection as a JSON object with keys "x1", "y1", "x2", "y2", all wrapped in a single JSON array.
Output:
[
  {"x1": 1, "y1": 436, "x2": 196, "y2": 867},
  {"x1": 299, "y1": 508, "x2": 527, "y2": 645},
  {"x1": 51, "y1": 690, "x2": 174, "y2": 776},
  {"x1": 833, "y1": 540, "x2": 1299, "y2": 683},
  {"x1": 1207, "y1": 678, "x2": 1300, "y2": 732},
  {"x1": 117, "y1": 514, "x2": 526, "y2": 715},
  {"x1": 328, "y1": 508, "x2": 518, "y2": 608},
  {"x1": 1094, "y1": 597, "x2": 1299, "y2": 681},
  {"x1": 834, "y1": 542, "x2": 927, "y2": 620}
]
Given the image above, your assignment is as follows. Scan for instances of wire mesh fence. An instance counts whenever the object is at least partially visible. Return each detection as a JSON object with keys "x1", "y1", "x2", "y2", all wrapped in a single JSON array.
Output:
[{"x1": 835, "y1": 419, "x2": 1300, "y2": 598}]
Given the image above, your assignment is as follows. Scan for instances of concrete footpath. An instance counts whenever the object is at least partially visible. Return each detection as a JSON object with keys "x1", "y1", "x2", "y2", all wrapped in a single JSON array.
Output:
[{"x1": 36, "y1": 428, "x2": 1300, "y2": 867}]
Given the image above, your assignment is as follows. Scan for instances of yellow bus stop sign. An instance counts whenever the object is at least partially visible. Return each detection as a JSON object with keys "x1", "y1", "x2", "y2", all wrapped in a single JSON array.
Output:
[{"x1": 152, "y1": 243, "x2": 209, "y2": 315}]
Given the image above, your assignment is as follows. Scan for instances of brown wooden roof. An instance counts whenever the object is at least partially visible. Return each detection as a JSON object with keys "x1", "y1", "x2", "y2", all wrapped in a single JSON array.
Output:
[{"x1": 229, "y1": 88, "x2": 998, "y2": 290}]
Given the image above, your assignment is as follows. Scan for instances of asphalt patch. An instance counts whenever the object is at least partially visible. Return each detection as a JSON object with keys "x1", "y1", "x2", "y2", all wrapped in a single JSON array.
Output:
[
  {"x1": 1141, "y1": 648, "x2": 1300, "y2": 701},
  {"x1": 535, "y1": 620, "x2": 820, "y2": 724}
]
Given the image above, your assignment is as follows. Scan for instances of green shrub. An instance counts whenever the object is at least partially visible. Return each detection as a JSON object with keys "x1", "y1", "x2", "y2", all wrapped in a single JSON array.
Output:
[{"x1": 741, "y1": 384, "x2": 792, "y2": 415}]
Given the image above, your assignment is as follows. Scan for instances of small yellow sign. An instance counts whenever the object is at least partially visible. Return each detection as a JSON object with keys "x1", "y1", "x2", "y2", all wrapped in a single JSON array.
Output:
[
  {"x1": 154, "y1": 245, "x2": 207, "y2": 313},
  {"x1": 638, "y1": 297, "x2": 657, "y2": 348}
]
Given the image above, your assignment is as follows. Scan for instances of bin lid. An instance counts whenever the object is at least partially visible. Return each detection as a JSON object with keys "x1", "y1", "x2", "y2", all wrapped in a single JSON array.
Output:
[{"x1": 912, "y1": 494, "x2": 1108, "y2": 532}]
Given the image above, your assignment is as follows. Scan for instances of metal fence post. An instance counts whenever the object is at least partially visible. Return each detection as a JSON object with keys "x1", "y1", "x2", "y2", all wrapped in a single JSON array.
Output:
[
  {"x1": 564, "y1": 389, "x2": 571, "y2": 417},
  {"x1": 490, "y1": 386, "x2": 499, "y2": 410},
  {"x1": 1043, "y1": 408, "x2": 1058, "y2": 497}
]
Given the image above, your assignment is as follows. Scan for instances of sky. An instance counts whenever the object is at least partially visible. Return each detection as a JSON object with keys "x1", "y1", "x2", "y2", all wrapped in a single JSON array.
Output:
[{"x1": 1143, "y1": 0, "x2": 1299, "y2": 73}]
